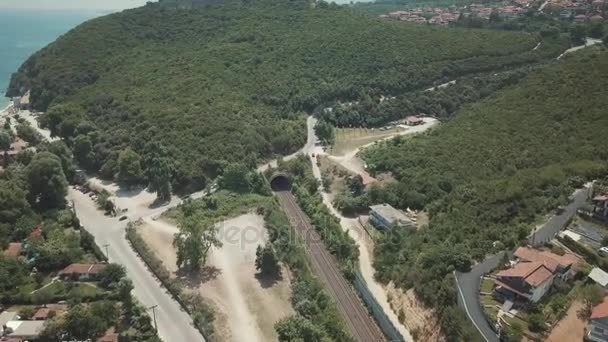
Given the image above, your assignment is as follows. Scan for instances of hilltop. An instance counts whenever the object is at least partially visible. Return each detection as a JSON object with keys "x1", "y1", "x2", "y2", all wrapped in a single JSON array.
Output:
[{"x1": 7, "y1": 0, "x2": 539, "y2": 189}]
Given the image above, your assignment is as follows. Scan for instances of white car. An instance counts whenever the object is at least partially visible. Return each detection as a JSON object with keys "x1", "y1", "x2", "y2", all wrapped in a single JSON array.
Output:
[{"x1": 598, "y1": 247, "x2": 608, "y2": 257}]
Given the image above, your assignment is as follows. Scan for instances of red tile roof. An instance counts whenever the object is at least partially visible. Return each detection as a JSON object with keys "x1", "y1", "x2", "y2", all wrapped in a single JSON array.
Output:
[
  {"x1": 97, "y1": 328, "x2": 118, "y2": 342},
  {"x1": 496, "y1": 262, "x2": 554, "y2": 287},
  {"x1": 58, "y1": 263, "x2": 106, "y2": 276},
  {"x1": 514, "y1": 247, "x2": 581, "y2": 273},
  {"x1": 33, "y1": 308, "x2": 52, "y2": 320},
  {"x1": 591, "y1": 297, "x2": 608, "y2": 319},
  {"x1": 3, "y1": 242, "x2": 22, "y2": 257}
]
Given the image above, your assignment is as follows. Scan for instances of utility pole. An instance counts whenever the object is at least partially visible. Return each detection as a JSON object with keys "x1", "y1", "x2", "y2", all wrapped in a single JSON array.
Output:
[
  {"x1": 149, "y1": 305, "x2": 158, "y2": 331},
  {"x1": 102, "y1": 244, "x2": 110, "y2": 261}
]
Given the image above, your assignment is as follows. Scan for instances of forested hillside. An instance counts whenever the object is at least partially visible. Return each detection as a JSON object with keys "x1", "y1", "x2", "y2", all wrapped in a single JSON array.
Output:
[
  {"x1": 7, "y1": 0, "x2": 539, "y2": 190},
  {"x1": 362, "y1": 48, "x2": 608, "y2": 336}
]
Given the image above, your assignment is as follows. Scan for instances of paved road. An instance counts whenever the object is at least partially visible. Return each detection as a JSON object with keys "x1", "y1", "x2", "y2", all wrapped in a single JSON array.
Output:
[
  {"x1": 455, "y1": 185, "x2": 592, "y2": 341},
  {"x1": 22, "y1": 109, "x2": 205, "y2": 342},
  {"x1": 70, "y1": 189, "x2": 205, "y2": 342}
]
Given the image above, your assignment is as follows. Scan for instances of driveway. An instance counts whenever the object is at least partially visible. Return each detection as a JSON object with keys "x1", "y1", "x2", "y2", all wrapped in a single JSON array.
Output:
[{"x1": 455, "y1": 185, "x2": 592, "y2": 341}]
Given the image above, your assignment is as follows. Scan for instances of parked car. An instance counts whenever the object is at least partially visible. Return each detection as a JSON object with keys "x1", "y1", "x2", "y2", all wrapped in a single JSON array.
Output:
[
  {"x1": 119, "y1": 216, "x2": 128, "y2": 221},
  {"x1": 599, "y1": 247, "x2": 608, "y2": 256}
]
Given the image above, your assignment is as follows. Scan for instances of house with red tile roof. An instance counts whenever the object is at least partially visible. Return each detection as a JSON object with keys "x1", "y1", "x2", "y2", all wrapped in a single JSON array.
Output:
[
  {"x1": 33, "y1": 308, "x2": 52, "y2": 321},
  {"x1": 495, "y1": 261, "x2": 555, "y2": 303},
  {"x1": 494, "y1": 247, "x2": 581, "y2": 303},
  {"x1": 587, "y1": 297, "x2": 608, "y2": 342},
  {"x1": 3, "y1": 243, "x2": 22, "y2": 257},
  {"x1": 514, "y1": 246, "x2": 581, "y2": 280},
  {"x1": 58, "y1": 263, "x2": 107, "y2": 281}
]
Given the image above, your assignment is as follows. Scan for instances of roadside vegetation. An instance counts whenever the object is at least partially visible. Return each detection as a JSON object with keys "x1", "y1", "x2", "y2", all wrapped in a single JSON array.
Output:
[
  {"x1": 6, "y1": 0, "x2": 538, "y2": 192},
  {"x1": 358, "y1": 49, "x2": 608, "y2": 339},
  {"x1": 153, "y1": 183, "x2": 354, "y2": 340},
  {"x1": 0, "y1": 131, "x2": 158, "y2": 340}
]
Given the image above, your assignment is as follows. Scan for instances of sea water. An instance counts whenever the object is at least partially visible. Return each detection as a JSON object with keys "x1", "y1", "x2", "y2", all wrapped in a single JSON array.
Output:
[{"x1": 0, "y1": 9, "x2": 103, "y2": 109}]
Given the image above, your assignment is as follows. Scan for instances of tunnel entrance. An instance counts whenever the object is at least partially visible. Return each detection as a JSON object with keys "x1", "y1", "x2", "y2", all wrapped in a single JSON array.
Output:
[{"x1": 270, "y1": 173, "x2": 290, "y2": 191}]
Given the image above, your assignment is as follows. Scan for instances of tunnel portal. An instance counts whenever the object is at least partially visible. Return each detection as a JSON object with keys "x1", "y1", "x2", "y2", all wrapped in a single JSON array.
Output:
[{"x1": 270, "y1": 172, "x2": 290, "y2": 191}]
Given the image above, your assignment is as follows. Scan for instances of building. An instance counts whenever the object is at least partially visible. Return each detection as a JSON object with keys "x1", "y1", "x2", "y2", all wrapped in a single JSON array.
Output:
[
  {"x1": 3, "y1": 243, "x2": 22, "y2": 258},
  {"x1": 0, "y1": 312, "x2": 18, "y2": 333},
  {"x1": 589, "y1": 268, "x2": 608, "y2": 288},
  {"x1": 4, "y1": 321, "x2": 45, "y2": 340},
  {"x1": 369, "y1": 204, "x2": 415, "y2": 230},
  {"x1": 513, "y1": 246, "x2": 581, "y2": 280},
  {"x1": 58, "y1": 263, "x2": 107, "y2": 281},
  {"x1": 494, "y1": 247, "x2": 581, "y2": 303},
  {"x1": 592, "y1": 194, "x2": 608, "y2": 218},
  {"x1": 495, "y1": 261, "x2": 555, "y2": 303},
  {"x1": 405, "y1": 116, "x2": 424, "y2": 126},
  {"x1": 33, "y1": 308, "x2": 52, "y2": 321},
  {"x1": 588, "y1": 298, "x2": 608, "y2": 342}
]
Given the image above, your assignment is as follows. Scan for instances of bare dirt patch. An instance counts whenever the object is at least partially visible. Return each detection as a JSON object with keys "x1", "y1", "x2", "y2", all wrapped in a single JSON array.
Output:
[
  {"x1": 137, "y1": 213, "x2": 294, "y2": 342},
  {"x1": 386, "y1": 284, "x2": 446, "y2": 342},
  {"x1": 545, "y1": 300, "x2": 586, "y2": 342}
]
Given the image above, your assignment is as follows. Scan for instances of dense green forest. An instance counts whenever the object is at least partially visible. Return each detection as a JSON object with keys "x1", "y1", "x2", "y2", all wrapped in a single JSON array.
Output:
[
  {"x1": 7, "y1": 0, "x2": 539, "y2": 190},
  {"x1": 360, "y1": 48, "x2": 608, "y2": 339}
]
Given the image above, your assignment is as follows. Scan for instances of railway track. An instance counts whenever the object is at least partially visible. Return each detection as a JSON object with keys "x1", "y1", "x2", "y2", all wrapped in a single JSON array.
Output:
[{"x1": 275, "y1": 190, "x2": 385, "y2": 342}]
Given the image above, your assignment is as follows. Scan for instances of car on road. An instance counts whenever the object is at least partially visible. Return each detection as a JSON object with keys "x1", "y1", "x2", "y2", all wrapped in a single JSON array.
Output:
[
  {"x1": 599, "y1": 247, "x2": 608, "y2": 256},
  {"x1": 119, "y1": 216, "x2": 128, "y2": 221}
]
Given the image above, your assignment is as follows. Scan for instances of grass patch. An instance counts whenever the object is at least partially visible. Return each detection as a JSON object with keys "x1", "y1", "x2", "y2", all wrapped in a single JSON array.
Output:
[
  {"x1": 332, "y1": 126, "x2": 407, "y2": 156},
  {"x1": 481, "y1": 278, "x2": 495, "y2": 293}
]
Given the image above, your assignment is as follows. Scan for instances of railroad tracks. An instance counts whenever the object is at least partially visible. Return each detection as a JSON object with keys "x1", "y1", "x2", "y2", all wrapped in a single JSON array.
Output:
[{"x1": 275, "y1": 190, "x2": 385, "y2": 342}]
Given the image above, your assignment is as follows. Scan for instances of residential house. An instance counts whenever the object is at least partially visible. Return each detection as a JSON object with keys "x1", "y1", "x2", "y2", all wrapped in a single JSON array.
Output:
[
  {"x1": 32, "y1": 308, "x2": 51, "y2": 321},
  {"x1": 588, "y1": 298, "x2": 608, "y2": 342},
  {"x1": 591, "y1": 194, "x2": 608, "y2": 219},
  {"x1": 369, "y1": 204, "x2": 415, "y2": 230},
  {"x1": 494, "y1": 247, "x2": 581, "y2": 303},
  {"x1": 2, "y1": 243, "x2": 22, "y2": 258},
  {"x1": 495, "y1": 261, "x2": 555, "y2": 303},
  {"x1": 3, "y1": 321, "x2": 45, "y2": 340},
  {"x1": 405, "y1": 116, "x2": 424, "y2": 126},
  {"x1": 513, "y1": 246, "x2": 581, "y2": 280},
  {"x1": 589, "y1": 267, "x2": 608, "y2": 289},
  {"x1": 58, "y1": 263, "x2": 107, "y2": 281}
]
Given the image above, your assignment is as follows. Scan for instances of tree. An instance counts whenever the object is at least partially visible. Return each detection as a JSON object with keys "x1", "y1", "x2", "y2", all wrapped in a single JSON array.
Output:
[
  {"x1": 219, "y1": 163, "x2": 251, "y2": 192},
  {"x1": 346, "y1": 175, "x2": 364, "y2": 196},
  {"x1": 275, "y1": 316, "x2": 326, "y2": 342},
  {"x1": 255, "y1": 244, "x2": 281, "y2": 277},
  {"x1": 64, "y1": 304, "x2": 107, "y2": 339},
  {"x1": 570, "y1": 24, "x2": 587, "y2": 45},
  {"x1": 16, "y1": 122, "x2": 41, "y2": 145},
  {"x1": 173, "y1": 213, "x2": 222, "y2": 271},
  {"x1": 528, "y1": 312, "x2": 546, "y2": 332},
  {"x1": 0, "y1": 180, "x2": 30, "y2": 223},
  {"x1": 118, "y1": 278, "x2": 134, "y2": 318},
  {"x1": 314, "y1": 119, "x2": 335, "y2": 146},
  {"x1": 581, "y1": 284, "x2": 604, "y2": 318},
  {"x1": 25, "y1": 152, "x2": 68, "y2": 209},
  {"x1": 0, "y1": 131, "x2": 11, "y2": 151},
  {"x1": 144, "y1": 142, "x2": 174, "y2": 201},
  {"x1": 99, "y1": 263, "x2": 126, "y2": 289},
  {"x1": 73, "y1": 135, "x2": 95, "y2": 170},
  {"x1": 117, "y1": 147, "x2": 144, "y2": 186},
  {"x1": 38, "y1": 141, "x2": 76, "y2": 181}
]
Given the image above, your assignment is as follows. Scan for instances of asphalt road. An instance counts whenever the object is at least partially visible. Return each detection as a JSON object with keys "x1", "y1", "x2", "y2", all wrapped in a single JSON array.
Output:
[
  {"x1": 69, "y1": 189, "x2": 205, "y2": 342},
  {"x1": 455, "y1": 185, "x2": 591, "y2": 341},
  {"x1": 24, "y1": 111, "x2": 205, "y2": 342}
]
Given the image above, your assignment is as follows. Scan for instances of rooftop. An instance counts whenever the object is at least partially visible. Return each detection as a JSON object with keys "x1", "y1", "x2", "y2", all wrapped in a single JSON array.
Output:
[
  {"x1": 496, "y1": 261, "x2": 554, "y2": 287},
  {"x1": 591, "y1": 297, "x2": 608, "y2": 320},
  {"x1": 6, "y1": 320, "x2": 45, "y2": 338},
  {"x1": 3, "y1": 243, "x2": 22, "y2": 257},
  {"x1": 514, "y1": 247, "x2": 581, "y2": 272},
  {"x1": 370, "y1": 204, "x2": 413, "y2": 226},
  {"x1": 589, "y1": 267, "x2": 608, "y2": 287},
  {"x1": 58, "y1": 263, "x2": 107, "y2": 275}
]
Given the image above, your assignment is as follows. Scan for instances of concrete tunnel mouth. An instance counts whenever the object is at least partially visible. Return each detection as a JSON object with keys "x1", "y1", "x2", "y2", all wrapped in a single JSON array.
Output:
[{"x1": 270, "y1": 173, "x2": 291, "y2": 192}]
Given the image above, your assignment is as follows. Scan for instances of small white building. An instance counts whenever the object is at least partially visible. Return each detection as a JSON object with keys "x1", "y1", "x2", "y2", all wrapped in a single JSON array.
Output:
[{"x1": 590, "y1": 268, "x2": 608, "y2": 288}]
